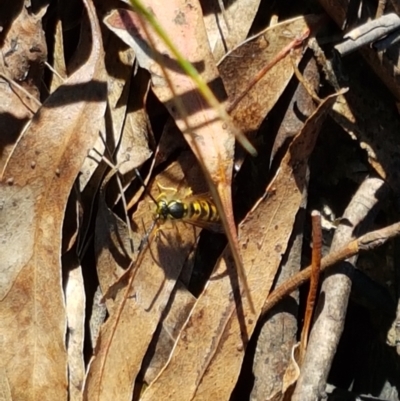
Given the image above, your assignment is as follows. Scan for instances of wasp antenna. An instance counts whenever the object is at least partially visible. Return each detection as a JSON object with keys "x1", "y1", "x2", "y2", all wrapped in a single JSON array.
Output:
[{"x1": 135, "y1": 168, "x2": 158, "y2": 205}]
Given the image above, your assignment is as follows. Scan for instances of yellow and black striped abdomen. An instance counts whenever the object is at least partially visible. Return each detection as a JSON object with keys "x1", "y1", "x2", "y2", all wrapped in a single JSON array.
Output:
[
  {"x1": 185, "y1": 199, "x2": 219, "y2": 222},
  {"x1": 155, "y1": 196, "x2": 219, "y2": 224}
]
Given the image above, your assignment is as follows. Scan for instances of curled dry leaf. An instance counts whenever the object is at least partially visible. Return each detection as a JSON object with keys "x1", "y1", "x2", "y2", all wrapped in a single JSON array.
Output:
[
  {"x1": 114, "y1": 67, "x2": 153, "y2": 176},
  {"x1": 64, "y1": 254, "x2": 86, "y2": 401},
  {"x1": 281, "y1": 344, "x2": 301, "y2": 401},
  {"x1": 49, "y1": 20, "x2": 67, "y2": 93},
  {"x1": 79, "y1": 4, "x2": 136, "y2": 191},
  {"x1": 94, "y1": 172, "x2": 142, "y2": 301},
  {"x1": 0, "y1": 0, "x2": 107, "y2": 399},
  {"x1": 84, "y1": 153, "x2": 202, "y2": 401},
  {"x1": 139, "y1": 93, "x2": 340, "y2": 401}
]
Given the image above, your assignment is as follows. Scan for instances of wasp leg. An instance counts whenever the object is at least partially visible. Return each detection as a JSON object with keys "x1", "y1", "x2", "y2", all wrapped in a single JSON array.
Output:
[
  {"x1": 151, "y1": 219, "x2": 174, "y2": 239},
  {"x1": 156, "y1": 182, "x2": 178, "y2": 196}
]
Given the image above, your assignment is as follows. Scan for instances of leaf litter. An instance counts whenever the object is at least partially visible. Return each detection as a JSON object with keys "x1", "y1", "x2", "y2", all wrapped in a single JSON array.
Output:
[
  {"x1": 0, "y1": 0, "x2": 107, "y2": 400},
  {"x1": 1, "y1": 1, "x2": 400, "y2": 401}
]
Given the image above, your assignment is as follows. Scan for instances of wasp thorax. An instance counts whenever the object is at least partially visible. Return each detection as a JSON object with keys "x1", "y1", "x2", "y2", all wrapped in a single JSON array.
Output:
[
  {"x1": 167, "y1": 200, "x2": 186, "y2": 219},
  {"x1": 156, "y1": 198, "x2": 186, "y2": 221}
]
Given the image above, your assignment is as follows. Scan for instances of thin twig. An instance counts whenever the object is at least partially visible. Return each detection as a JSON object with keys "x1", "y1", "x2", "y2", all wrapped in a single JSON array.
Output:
[
  {"x1": 299, "y1": 210, "x2": 322, "y2": 361},
  {"x1": 263, "y1": 220, "x2": 400, "y2": 314}
]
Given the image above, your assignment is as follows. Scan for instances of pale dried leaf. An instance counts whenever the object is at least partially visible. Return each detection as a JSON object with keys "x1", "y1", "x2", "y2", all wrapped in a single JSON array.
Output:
[
  {"x1": 143, "y1": 282, "x2": 196, "y2": 384},
  {"x1": 0, "y1": 369, "x2": 12, "y2": 401},
  {"x1": 89, "y1": 286, "x2": 107, "y2": 348},
  {"x1": 0, "y1": 0, "x2": 107, "y2": 398},
  {"x1": 203, "y1": 0, "x2": 262, "y2": 61},
  {"x1": 251, "y1": 205, "x2": 305, "y2": 401},
  {"x1": 80, "y1": 2, "x2": 136, "y2": 191},
  {"x1": 139, "y1": 93, "x2": 339, "y2": 401},
  {"x1": 49, "y1": 19, "x2": 67, "y2": 92},
  {"x1": 65, "y1": 258, "x2": 86, "y2": 401}
]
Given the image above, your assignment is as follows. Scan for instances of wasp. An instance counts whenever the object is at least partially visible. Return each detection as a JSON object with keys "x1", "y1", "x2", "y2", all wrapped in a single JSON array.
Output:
[
  {"x1": 152, "y1": 185, "x2": 222, "y2": 232},
  {"x1": 134, "y1": 169, "x2": 223, "y2": 250}
]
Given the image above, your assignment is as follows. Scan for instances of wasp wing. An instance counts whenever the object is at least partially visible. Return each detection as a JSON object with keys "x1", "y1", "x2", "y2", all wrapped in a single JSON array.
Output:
[{"x1": 180, "y1": 217, "x2": 224, "y2": 233}]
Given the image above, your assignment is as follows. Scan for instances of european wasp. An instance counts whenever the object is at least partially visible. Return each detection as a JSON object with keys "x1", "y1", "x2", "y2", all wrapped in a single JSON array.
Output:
[
  {"x1": 134, "y1": 169, "x2": 223, "y2": 247},
  {"x1": 153, "y1": 185, "x2": 221, "y2": 232}
]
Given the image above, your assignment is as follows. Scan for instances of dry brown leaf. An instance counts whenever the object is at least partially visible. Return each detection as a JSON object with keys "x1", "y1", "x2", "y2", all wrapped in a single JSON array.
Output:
[
  {"x1": 114, "y1": 67, "x2": 153, "y2": 176},
  {"x1": 103, "y1": 9, "x2": 142, "y2": 52},
  {"x1": 105, "y1": 1, "x2": 252, "y2": 312},
  {"x1": 139, "y1": 92, "x2": 339, "y2": 401},
  {"x1": 0, "y1": 0, "x2": 107, "y2": 399},
  {"x1": 94, "y1": 180, "x2": 141, "y2": 301},
  {"x1": 102, "y1": 12, "x2": 136, "y2": 149},
  {"x1": 219, "y1": 15, "x2": 320, "y2": 136},
  {"x1": 250, "y1": 193, "x2": 307, "y2": 400},
  {"x1": 84, "y1": 155, "x2": 201, "y2": 401},
  {"x1": 142, "y1": 281, "x2": 196, "y2": 384},
  {"x1": 203, "y1": 0, "x2": 262, "y2": 61},
  {"x1": 0, "y1": 5, "x2": 46, "y2": 170},
  {"x1": 75, "y1": 3, "x2": 138, "y2": 261}
]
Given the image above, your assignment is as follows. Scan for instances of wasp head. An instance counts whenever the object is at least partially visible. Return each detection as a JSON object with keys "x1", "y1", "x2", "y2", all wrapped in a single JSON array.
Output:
[{"x1": 155, "y1": 198, "x2": 169, "y2": 221}]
